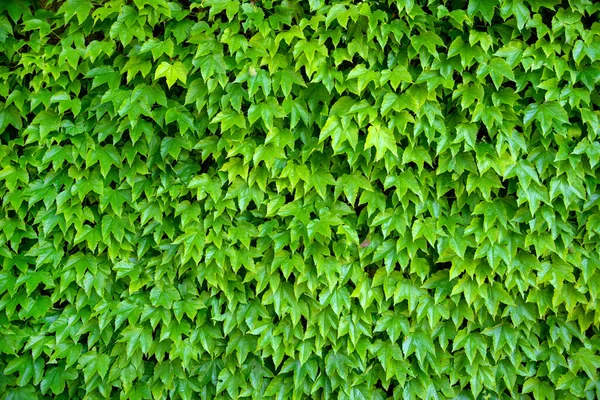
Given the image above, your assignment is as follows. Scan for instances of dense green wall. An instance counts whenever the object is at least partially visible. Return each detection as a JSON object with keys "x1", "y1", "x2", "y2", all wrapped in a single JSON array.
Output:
[{"x1": 1, "y1": 0, "x2": 600, "y2": 399}]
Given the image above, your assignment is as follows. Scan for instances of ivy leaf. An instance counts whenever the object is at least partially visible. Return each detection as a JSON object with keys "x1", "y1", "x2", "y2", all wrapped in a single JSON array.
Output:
[
  {"x1": 523, "y1": 102, "x2": 569, "y2": 135},
  {"x1": 365, "y1": 123, "x2": 398, "y2": 161},
  {"x1": 58, "y1": 0, "x2": 92, "y2": 24},
  {"x1": 154, "y1": 61, "x2": 187, "y2": 88},
  {"x1": 571, "y1": 347, "x2": 600, "y2": 379},
  {"x1": 150, "y1": 284, "x2": 181, "y2": 308},
  {"x1": 119, "y1": 326, "x2": 153, "y2": 357},
  {"x1": 4, "y1": 386, "x2": 39, "y2": 400},
  {"x1": 468, "y1": 0, "x2": 499, "y2": 23},
  {"x1": 522, "y1": 378, "x2": 555, "y2": 400},
  {"x1": 479, "y1": 58, "x2": 515, "y2": 89},
  {"x1": 402, "y1": 331, "x2": 435, "y2": 363},
  {"x1": 308, "y1": 168, "x2": 336, "y2": 199}
]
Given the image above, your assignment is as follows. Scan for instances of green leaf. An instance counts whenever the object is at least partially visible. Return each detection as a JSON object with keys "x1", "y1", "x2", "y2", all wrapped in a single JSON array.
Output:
[
  {"x1": 571, "y1": 347, "x2": 600, "y2": 379},
  {"x1": 308, "y1": 168, "x2": 336, "y2": 199},
  {"x1": 119, "y1": 326, "x2": 153, "y2": 356},
  {"x1": 522, "y1": 378, "x2": 555, "y2": 400},
  {"x1": 365, "y1": 123, "x2": 397, "y2": 161},
  {"x1": 154, "y1": 61, "x2": 188, "y2": 88},
  {"x1": 523, "y1": 102, "x2": 569, "y2": 135},
  {"x1": 4, "y1": 386, "x2": 39, "y2": 400},
  {"x1": 58, "y1": 0, "x2": 92, "y2": 24},
  {"x1": 484, "y1": 58, "x2": 515, "y2": 89},
  {"x1": 150, "y1": 284, "x2": 181, "y2": 308},
  {"x1": 468, "y1": 0, "x2": 499, "y2": 23}
]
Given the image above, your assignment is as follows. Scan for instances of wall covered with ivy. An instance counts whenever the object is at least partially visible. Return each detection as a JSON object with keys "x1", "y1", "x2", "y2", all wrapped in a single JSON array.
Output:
[{"x1": 1, "y1": 0, "x2": 600, "y2": 399}]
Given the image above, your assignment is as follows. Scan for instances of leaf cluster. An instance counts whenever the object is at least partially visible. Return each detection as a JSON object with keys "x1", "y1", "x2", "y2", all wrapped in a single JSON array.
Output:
[{"x1": 1, "y1": 0, "x2": 600, "y2": 399}]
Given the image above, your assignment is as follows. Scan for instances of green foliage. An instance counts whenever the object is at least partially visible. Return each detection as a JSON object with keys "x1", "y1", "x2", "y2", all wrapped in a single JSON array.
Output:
[{"x1": 1, "y1": 0, "x2": 600, "y2": 399}]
